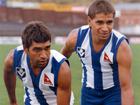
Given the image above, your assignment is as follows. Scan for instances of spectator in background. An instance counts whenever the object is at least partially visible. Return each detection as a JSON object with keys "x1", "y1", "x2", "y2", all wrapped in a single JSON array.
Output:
[
  {"x1": 4, "y1": 21, "x2": 72, "y2": 105},
  {"x1": 61, "y1": 0, "x2": 134, "y2": 105}
]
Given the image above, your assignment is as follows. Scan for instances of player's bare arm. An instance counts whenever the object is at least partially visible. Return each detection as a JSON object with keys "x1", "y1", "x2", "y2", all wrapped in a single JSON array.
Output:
[
  {"x1": 61, "y1": 28, "x2": 79, "y2": 58},
  {"x1": 3, "y1": 49, "x2": 18, "y2": 105},
  {"x1": 117, "y1": 40, "x2": 134, "y2": 105},
  {"x1": 57, "y1": 61, "x2": 71, "y2": 105}
]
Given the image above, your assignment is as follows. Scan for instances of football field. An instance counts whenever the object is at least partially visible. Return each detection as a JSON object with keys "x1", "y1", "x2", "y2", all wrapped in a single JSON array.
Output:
[{"x1": 0, "y1": 44, "x2": 140, "y2": 105}]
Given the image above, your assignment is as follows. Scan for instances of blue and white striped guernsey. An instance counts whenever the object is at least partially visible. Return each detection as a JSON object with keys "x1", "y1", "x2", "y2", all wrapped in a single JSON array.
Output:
[
  {"x1": 13, "y1": 46, "x2": 67, "y2": 105},
  {"x1": 75, "y1": 25, "x2": 127, "y2": 90}
]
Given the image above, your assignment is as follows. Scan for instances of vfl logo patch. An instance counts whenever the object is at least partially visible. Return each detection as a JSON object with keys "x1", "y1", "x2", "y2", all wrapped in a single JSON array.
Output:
[
  {"x1": 16, "y1": 67, "x2": 26, "y2": 79},
  {"x1": 77, "y1": 47, "x2": 85, "y2": 58},
  {"x1": 104, "y1": 52, "x2": 112, "y2": 63},
  {"x1": 43, "y1": 73, "x2": 54, "y2": 87}
]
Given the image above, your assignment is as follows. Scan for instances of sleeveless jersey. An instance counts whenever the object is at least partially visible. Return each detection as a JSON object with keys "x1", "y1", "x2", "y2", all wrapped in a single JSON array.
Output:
[
  {"x1": 13, "y1": 46, "x2": 67, "y2": 105},
  {"x1": 75, "y1": 25, "x2": 127, "y2": 90}
]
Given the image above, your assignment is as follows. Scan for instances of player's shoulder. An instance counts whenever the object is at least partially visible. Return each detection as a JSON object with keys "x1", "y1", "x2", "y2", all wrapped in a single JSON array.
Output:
[
  {"x1": 68, "y1": 25, "x2": 89, "y2": 37},
  {"x1": 80, "y1": 25, "x2": 90, "y2": 30},
  {"x1": 65, "y1": 27, "x2": 79, "y2": 51},
  {"x1": 4, "y1": 47, "x2": 16, "y2": 70},
  {"x1": 66, "y1": 25, "x2": 89, "y2": 46},
  {"x1": 14, "y1": 45, "x2": 24, "y2": 52},
  {"x1": 13, "y1": 45, "x2": 24, "y2": 60},
  {"x1": 68, "y1": 28, "x2": 79, "y2": 39},
  {"x1": 51, "y1": 49, "x2": 66, "y2": 62},
  {"x1": 112, "y1": 29, "x2": 129, "y2": 44},
  {"x1": 112, "y1": 29, "x2": 126, "y2": 39}
]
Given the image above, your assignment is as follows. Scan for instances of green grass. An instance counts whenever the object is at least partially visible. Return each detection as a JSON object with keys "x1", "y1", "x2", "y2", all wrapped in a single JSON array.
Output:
[
  {"x1": 0, "y1": 44, "x2": 140, "y2": 105},
  {"x1": 131, "y1": 45, "x2": 140, "y2": 105}
]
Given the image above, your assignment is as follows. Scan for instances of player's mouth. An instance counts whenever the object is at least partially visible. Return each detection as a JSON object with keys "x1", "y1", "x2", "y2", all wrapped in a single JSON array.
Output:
[
  {"x1": 100, "y1": 33, "x2": 109, "y2": 39},
  {"x1": 39, "y1": 60, "x2": 48, "y2": 67}
]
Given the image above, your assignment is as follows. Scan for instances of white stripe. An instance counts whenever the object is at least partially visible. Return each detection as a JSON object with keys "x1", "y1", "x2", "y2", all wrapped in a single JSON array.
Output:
[
  {"x1": 80, "y1": 29, "x2": 94, "y2": 88},
  {"x1": 80, "y1": 25, "x2": 89, "y2": 30},
  {"x1": 70, "y1": 91, "x2": 74, "y2": 105},
  {"x1": 21, "y1": 53, "x2": 40, "y2": 104},
  {"x1": 16, "y1": 45, "x2": 23, "y2": 51},
  {"x1": 27, "y1": 88, "x2": 40, "y2": 104},
  {"x1": 100, "y1": 35, "x2": 114, "y2": 89},
  {"x1": 51, "y1": 50, "x2": 66, "y2": 62},
  {"x1": 39, "y1": 53, "x2": 57, "y2": 104}
]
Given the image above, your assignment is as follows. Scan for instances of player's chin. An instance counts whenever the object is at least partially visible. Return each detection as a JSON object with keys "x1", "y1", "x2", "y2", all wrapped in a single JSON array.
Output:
[
  {"x1": 100, "y1": 35, "x2": 110, "y2": 40},
  {"x1": 39, "y1": 62, "x2": 47, "y2": 68}
]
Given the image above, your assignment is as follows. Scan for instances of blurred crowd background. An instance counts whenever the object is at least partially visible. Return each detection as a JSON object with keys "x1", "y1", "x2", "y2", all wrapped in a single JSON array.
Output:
[{"x1": 0, "y1": 0, "x2": 140, "y2": 44}]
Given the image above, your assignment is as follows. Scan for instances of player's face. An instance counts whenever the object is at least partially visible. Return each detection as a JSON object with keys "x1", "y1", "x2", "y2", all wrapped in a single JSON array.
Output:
[
  {"x1": 88, "y1": 13, "x2": 114, "y2": 41},
  {"x1": 25, "y1": 41, "x2": 51, "y2": 69}
]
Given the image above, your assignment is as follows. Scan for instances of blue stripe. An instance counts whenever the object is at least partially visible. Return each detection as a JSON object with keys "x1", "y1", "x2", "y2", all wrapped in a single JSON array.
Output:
[
  {"x1": 110, "y1": 34, "x2": 126, "y2": 87},
  {"x1": 111, "y1": 33, "x2": 117, "y2": 53},
  {"x1": 13, "y1": 48, "x2": 23, "y2": 72},
  {"x1": 82, "y1": 64, "x2": 88, "y2": 87},
  {"x1": 74, "y1": 27, "x2": 89, "y2": 51},
  {"x1": 25, "y1": 87, "x2": 31, "y2": 105},
  {"x1": 74, "y1": 27, "x2": 89, "y2": 87},
  {"x1": 92, "y1": 53, "x2": 103, "y2": 90},
  {"x1": 110, "y1": 34, "x2": 119, "y2": 87},
  {"x1": 89, "y1": 30, "x2": 112, "y2": 90},
  {"x1": 115, "y1": 37, "x2": 126, "y2": 55},
  {"x1": 51, "y1": 57, "x2": 66, "y2": 95},
  {"x1": 74, "y1": 26, "x2": 89, "y2": 87},
  {"x1": 26, "y1": 56, "x2": 48, "y2": 105},
  {"x1": 110, "y1": 63, "x2": 120, "y2": 87},
  {"x1": 89, "y1": 30, "x2": 103, "y2": 90}
]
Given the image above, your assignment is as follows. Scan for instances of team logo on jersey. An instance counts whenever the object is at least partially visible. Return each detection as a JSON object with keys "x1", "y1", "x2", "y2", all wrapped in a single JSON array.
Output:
[
  {"x1": 104, "y1": 52, "x2": 112, "y2": 63},
  {"x1": 77, "y1": 47, "x2": 85, "y2": 58},
  {"x1": 16, "y1": 67, "x2": 26, "y2": 79},
  {"x1": 43, "y1": 73, "x2": 54, "y2": 87}
]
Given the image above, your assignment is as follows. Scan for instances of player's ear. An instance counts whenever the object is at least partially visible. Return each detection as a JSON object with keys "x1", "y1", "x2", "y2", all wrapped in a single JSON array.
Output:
[
  {"x1": 88, "y1": 16, "x2": 92, "y2": 27},
  {"x1": 24, "y1": 48, "x2": 29, "y2": 54}
]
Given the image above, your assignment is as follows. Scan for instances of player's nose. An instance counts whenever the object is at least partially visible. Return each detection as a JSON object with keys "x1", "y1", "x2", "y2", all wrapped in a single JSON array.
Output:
[
  {"x1": 40, "y1": 50, "x2": 48, "y2": 59},
  {"x1": 102, "y1": 24, "x2": 109, "y2": 31}
]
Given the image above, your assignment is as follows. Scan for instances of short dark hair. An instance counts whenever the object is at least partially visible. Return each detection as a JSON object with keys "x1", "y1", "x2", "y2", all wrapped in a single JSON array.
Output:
[
  {"x1": 88, "y1": 0, "x2": 115, "y2": 19},
  {"x1": 22, "y1": 21, "x2": 51, "y2": 48}
]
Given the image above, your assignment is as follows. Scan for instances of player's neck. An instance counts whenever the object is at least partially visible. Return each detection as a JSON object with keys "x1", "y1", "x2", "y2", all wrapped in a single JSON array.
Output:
[
  {"x1": 30, "y1": 64, "x2": 42, "y2": 76},
  {"x1": 92, "y1": 35, "x2": 107, "y2": 53},
  {"x1": 32, "y1": 67, "x2": 42, "y2": 76}
]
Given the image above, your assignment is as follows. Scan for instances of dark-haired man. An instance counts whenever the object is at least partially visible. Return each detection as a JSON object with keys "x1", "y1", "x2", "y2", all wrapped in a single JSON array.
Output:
[
  {"x1": 61, "y1": 0, "x2": 134, "y2": 105},
  {"x1": 4, "y1": 21, "x2": 72, "y2": 105}
]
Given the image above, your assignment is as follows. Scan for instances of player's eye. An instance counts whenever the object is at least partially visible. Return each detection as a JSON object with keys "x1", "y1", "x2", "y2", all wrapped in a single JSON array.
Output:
[
  {"x1": 33, "y1": 48, "x2": 42, "y2": 52},
  {"x1": 96, "y1": 20, "x2": 104, "y2": 25},
  {"x1": 44, "y1": 45, "x2": 51, "y2": 51},
  {"x1": 106, "y1": 20, "x2": 113, "y2": 25}
]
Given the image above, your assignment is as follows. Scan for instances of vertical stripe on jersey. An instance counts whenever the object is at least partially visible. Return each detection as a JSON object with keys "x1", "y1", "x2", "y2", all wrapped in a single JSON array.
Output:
[
  {"x1": 38, "y1": 52, "x2": 58, "y2": 105},
  {"x1": 52, "y1": 57, "x2": 66, "y2": 89},
  {"x1": 75, "y1": 27, "x2": 89, "y2": 88},
  {"x1": 111, "y1": 34, "x2": 119, "y2": 87},
  {"x1": 20, "y1": 53, "x2": 40, "y2": 105},
  {"x1": 75, "y1": 27, "x2": 94, "y2": 88},
  {"x1": 81, "y1": 29, "x2": 94, "y2": 88},
  {"x1": 90, "y1": 30, "x2": 113, "y2": 90},
  {"x1": 89, "y1": 30, "x2": 103, "y2": 90},
  {"x1": 13, "y1": 48, "x2": 23, "y2": 73},
  {"x1": 111, "y1": 34, "x2": 126, "y2": 87},
  {"x1": 27, "y1": 56, "x2": 48, "y2": 105},
  {"x1": 100, "y1": 34, "x2": 114, "y2": 89},
  {"x1": 25, "y1": 87, "x2": 31, "y2": 105}
]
